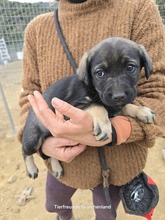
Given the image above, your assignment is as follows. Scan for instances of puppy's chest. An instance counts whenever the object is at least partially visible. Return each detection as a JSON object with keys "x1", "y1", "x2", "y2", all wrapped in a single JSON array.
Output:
[
  {"x1": 78, "y1": 95, "x2": 122, "y2": 118},
  {"x1": 104, "y1": 106, "x2": 122, "y2": 118}
]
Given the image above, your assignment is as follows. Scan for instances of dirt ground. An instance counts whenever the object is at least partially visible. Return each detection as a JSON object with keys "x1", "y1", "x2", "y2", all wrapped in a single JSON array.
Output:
[
  {"x1": 0, "y1": 136, "x2": 165, "y2": 220},
  {"x1": 0, "y1": 62, "x2": 165, "y2": 220}
]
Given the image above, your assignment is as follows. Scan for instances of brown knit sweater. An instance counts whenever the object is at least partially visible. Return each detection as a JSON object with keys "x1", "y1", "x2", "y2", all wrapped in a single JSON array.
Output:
[{"x1": 18, "y1": 0, "x2": 165, "y2": 189}]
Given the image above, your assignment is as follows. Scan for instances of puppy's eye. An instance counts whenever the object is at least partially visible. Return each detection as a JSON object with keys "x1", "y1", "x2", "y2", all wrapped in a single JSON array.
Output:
[
  {"x1": 95, "y1": 69, "x2": 105, "y2": 78},
  {"x1": 127, "y1": 65, "x2": 136, "y2": 73}
]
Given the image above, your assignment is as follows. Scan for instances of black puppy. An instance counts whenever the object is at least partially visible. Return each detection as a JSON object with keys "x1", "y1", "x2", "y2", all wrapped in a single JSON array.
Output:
[{"x1": 22, "y1": 37, "x2": 155, "y2": 179}]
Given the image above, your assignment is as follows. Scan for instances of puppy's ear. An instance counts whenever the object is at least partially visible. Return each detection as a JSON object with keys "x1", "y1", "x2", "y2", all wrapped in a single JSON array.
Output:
[
  {"x1": 77, "y1": 52, "x2": 90, "y2": 85},
  {"x1": 139, "y1": 45, "x2": 153, "y2": 79}
]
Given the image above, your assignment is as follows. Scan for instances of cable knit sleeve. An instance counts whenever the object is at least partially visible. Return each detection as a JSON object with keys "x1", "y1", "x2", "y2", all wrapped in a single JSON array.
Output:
[
  {"x1": 126, "y1": 0, "x2": 165, "y2": 146},
  {"x1": 17, "y1": 18, "x2": 41, "y2": 143}
]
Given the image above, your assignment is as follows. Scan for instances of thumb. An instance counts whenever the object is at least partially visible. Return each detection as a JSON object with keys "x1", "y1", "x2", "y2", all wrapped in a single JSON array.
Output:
[
  {"x1": 63, "y1": 144, "x2": 87, "y2": 163},
  {"x1": 52, "y1": 97, "x2": 86, "y2": 121}
]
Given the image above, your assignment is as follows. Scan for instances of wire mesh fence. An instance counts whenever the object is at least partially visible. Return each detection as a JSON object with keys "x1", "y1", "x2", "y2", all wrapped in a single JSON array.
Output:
[
  {"x1": 158, "y1": 4, "x2": 165, "y2": 23},
  {"x1": 0, "y1": 0, "x2": 58, "y2": 137},
  {"x1": 0, "y1": 0, "x2": 165, "y2": 137}
]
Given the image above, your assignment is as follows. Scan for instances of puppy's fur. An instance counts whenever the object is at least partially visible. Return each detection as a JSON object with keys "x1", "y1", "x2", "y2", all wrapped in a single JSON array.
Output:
[{"x1": 22, "y1": 37, "x2": 155, "y2": 179}]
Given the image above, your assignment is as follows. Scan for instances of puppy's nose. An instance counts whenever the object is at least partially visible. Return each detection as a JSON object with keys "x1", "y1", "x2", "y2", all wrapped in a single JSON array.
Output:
[{"x1": 112, "y1": 92, "x2": 126, "y2": 102}]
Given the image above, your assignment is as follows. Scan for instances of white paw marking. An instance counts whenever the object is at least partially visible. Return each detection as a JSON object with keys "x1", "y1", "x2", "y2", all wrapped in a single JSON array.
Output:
[
  {"x1": 50, "y1": 158, "x2": 63, "y2": 179},
  {"x1": 93, "y1": 117, "x2": 112, "y2": 141},
  {"x1": 25, "y1": 155, "x2": 39, "y2": 179},
  {"x1": 136, "y1": 106, "x2": 155, "y2": 123}
]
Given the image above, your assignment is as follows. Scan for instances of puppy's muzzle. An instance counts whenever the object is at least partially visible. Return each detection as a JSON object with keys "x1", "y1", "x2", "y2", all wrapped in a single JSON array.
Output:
[
  {"x1": 102, "y1": 86, "x2": 136, "y2": 107},
  {"x1": 103, "y1": 90, "x2": 127, "y2": 106},
  {"x1": 111, "y1": 92, "x2": 126, "y2": 102}
]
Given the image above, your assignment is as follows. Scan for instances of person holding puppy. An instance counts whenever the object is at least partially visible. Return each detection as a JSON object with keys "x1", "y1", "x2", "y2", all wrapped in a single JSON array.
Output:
[{"x1": 18, "y1": 0, "x2": 165, "y2": 220}]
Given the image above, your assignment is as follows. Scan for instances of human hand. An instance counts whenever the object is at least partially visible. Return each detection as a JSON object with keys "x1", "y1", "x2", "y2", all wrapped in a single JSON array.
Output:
[
  {"x1": 42, "y1": 136, "x2": 86, "y2": 163},
  {"x1": 27, "y1": 91, "x2": 112, "y2": 146}
]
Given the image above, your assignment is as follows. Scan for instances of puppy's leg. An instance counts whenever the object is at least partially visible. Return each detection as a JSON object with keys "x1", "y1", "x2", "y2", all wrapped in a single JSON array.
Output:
[
  {"x1": 85, "y1": 105, "x2": 112, "y2": 141},
  {"x1": 23, "y1": 154, "x2": 39, "y2": 179},
  {"x1": 122, "y1": 104, "x2": 155, "y2": 123},
  {"x1": 23, "y1": 154, "x2": 63, "y2": 179},
  {"x1": 49, "y1": 158, "x2": 63, "y2": 179}
]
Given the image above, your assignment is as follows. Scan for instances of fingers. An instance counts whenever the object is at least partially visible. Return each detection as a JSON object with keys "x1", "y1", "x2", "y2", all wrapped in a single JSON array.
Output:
[
  {"x1": 46, "y1": 136, "x2": 79, "y2": 148},
  {"x1": 62, "y1": 144, "x2": 86, "y2": 163},
  {"x1": 55, "y1": 109, "x2": 64, "y2": 120},
  {"x1": 52, "y1": 97, "x2": 88, "y2": 122},
  {"x1": 27, "y1": 91, "x2": 93, "y2": 141},
  {"x1": 28, "y1": 91, "x2": 63, "y2": 135},
  {"x1": 42, "y1": 136, "x2": 86, "y2": 163},
  {"x1": 28, "y1": 91, "x2": 49, "y2": 114}
]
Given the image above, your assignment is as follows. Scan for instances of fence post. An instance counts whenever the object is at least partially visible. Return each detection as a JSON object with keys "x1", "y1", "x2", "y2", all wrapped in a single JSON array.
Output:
[{"x1": 0, "y1": 82, "x2": 17, "y2": 134}]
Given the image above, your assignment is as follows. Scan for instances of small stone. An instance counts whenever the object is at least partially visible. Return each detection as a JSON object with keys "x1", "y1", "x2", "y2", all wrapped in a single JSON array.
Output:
[
  {"x1": 8, "y1": 175, "x2": 17, "y2": 183},
  {"x1": 15, "y1": 164, "x2": 20, "y2": 170},
  {"x1": 14, "y1": 208, "x2": 20, "y2": 213}
]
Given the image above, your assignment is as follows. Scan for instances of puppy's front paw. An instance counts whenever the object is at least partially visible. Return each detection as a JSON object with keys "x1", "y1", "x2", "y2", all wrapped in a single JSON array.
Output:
[
  {"x1": 85, "y1": 105, "x2": 112, "y2": 141},
  {"x1": 136, "y1": 106, "x2": 155, "y2": 123},
  {"x1": 50, "y1": 158, "x2": 63, "y2": 179},
  {"x1": 93, "y1": 118, "x2": 112, "y2": 141}
]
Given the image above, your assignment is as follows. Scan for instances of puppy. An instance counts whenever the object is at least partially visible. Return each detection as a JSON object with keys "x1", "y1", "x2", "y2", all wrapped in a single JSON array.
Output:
[{"x1": 22, "y1": 37, "x2": 155, "y2": 179}]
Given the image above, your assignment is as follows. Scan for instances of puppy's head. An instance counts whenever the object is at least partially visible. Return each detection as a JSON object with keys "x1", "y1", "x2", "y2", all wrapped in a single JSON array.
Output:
[{"x1": 77, "y1": 37, "x2": 152, "y2": 108}]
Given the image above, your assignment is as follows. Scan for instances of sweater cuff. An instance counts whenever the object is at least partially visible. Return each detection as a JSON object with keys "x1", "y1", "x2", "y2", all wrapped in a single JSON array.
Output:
[
  {"x1": 111, "y1": 116, "x2": 132, "y2": 145},
  {"x1": 107, "y1": 125, "x2": 117, "y2": 146}
]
